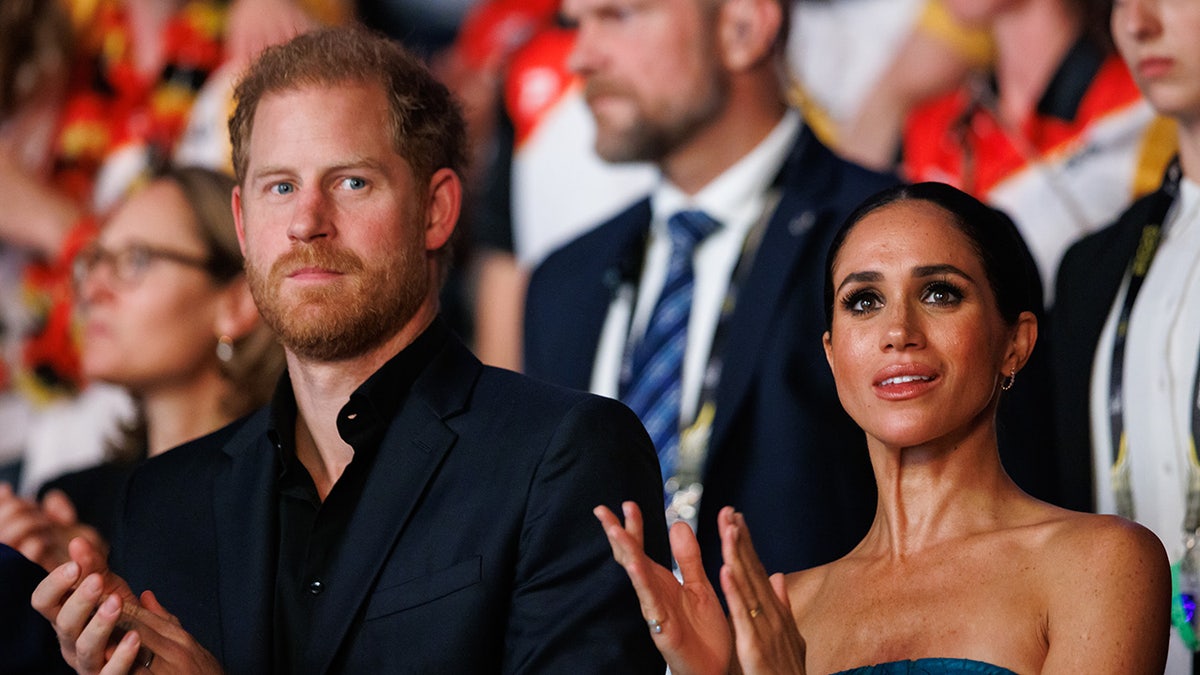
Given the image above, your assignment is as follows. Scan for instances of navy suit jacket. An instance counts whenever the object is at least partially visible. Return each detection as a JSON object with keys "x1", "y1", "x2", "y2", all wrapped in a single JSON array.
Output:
[
  {"x1": 525, "y1": 126, "x2": 896, "y2": 584},
  {"x1": 1051, "y1": 184, "x2": 1168, "y2": 511},
  {"x1": 112, "y1": 332, "x2": 669, "y2": 673},
  {"x1": 0, "y1": 544, "x2": 72, "y2": 674}
]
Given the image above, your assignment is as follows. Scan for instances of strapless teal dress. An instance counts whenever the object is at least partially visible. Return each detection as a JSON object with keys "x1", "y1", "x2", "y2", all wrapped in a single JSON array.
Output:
[{"x1": 831, "y1": 658, "x2": 1018, "y2": 674}]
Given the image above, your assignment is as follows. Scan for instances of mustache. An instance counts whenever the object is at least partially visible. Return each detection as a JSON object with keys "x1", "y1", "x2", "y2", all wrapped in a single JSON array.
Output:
[
  {"x1": 583, "y1": 79, "x2": 631, "y2": 103},
  {"x1": 269, "y1": 244, "x2": 364, "y2": 279}
]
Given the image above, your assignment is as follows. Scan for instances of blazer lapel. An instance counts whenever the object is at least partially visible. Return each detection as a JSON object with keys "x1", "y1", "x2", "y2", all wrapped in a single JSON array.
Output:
[
  {"x1": 561, "y1": 202, "x2": 652, "y2": 390},
  {"x1": 708, "y1": 130, "x2": 836, "y2": 454},
  {"x1": 302, "y1": 338, "x2": 478, "y2": 673},
  {"x1": 212, "y1": 411, "x2": 277, "y2": 672}
]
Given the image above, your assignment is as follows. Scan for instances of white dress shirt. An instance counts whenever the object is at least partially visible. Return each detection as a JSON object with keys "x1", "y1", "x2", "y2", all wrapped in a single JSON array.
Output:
[
  {"x1": 589, "y1": 111, "x2": 801, "y2": 424},
  {"x1": 1089, "y1": 177, "x2": 1200, "y2": 674}
]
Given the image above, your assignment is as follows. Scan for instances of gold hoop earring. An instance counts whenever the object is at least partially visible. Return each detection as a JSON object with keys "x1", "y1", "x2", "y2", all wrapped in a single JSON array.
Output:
[{"x1": 1000, "y1": 369, "x2": 1015, "y2": 392}]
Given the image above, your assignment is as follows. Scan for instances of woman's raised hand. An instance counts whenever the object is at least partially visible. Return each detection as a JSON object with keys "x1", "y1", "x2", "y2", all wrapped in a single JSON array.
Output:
[
  {"x1": 594, "y1": 501, "x2": 732, "y2": 675},
  {"x1": 718, "y1": 507, "x2": 807, "y2": 674}
]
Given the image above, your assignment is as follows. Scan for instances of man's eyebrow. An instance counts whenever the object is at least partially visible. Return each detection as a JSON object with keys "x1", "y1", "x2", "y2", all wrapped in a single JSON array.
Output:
[{"x1": 247, "y1": 158, "x2": 386, "y2": 182}]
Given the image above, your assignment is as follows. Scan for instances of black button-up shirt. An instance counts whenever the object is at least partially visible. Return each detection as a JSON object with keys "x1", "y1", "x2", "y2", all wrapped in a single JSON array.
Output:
[{"x1": 269, "y1": 318, "x2": 447, "y2": 671}]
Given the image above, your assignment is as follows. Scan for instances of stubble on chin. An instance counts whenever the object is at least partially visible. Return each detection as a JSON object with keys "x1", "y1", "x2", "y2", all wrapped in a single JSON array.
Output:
[{"x1": 245, "y1": 243, "x2": 426, "y2": 363}]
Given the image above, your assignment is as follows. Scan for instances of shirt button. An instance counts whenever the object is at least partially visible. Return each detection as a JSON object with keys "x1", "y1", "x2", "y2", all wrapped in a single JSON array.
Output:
[{"x1": 308, "y1": 580, "x2": 324, "y2": 595}]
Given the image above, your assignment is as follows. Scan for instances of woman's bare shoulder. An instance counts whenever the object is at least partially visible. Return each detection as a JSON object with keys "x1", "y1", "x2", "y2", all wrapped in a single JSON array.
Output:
[
  {"x1": 784, "y1": 559, "x2": 841, "y2": 620},
  {"x1": 1034, "y1": 508, "x2": 1165, "y2": 567},
  {"x1": 1028, "y1": 509, "x2": 1170, "y2": 672}
]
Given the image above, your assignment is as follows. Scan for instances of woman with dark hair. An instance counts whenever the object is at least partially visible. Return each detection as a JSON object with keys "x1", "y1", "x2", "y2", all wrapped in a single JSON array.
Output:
[
  {"x1": 0, "y1": 166, "x2": 284, "y2": 571},
  {"x1": 596, "y1": 182, "x2": 1169, "y2": 674}
]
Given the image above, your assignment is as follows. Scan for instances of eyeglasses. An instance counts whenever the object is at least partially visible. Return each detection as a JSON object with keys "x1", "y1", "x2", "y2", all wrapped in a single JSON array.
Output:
[{"x1": 72, "y1": 242, "x2": 214, "y2": 291}]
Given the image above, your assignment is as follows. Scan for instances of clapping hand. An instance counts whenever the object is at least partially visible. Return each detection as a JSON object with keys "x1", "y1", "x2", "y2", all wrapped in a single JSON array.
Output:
[
  {"x1": 717, "y1": 507, "x2": 807, "y2": 674},
  {"x1": 31, "y1": 537, "x2": 224, "y2": 674},
  {"x1": 594, "y1": 502, "x2": 732, "y2": 675},
  {"x1": 0, "y1": 483, "x2": 107, "y2": 571}
]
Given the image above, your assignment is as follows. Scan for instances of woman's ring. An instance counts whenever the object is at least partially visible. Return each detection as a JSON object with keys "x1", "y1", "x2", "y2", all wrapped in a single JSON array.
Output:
[{"x1": 749, "y1": 606, "x2": 763, "y2": 618}]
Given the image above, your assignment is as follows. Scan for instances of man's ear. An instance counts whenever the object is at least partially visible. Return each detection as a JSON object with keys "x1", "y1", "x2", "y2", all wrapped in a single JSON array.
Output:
[
  {"x1": 425, "y1": 168, "x2": 461, "y2": 252},
  {"x1": 718, "y1": 0, "x2": 782, "y2": 71},
  {"x1": 214, "y1": 276, "x2": 261, "y2": 343},
  {"x1": 232, "y1": 186, "x2": 248, "y2": 257}
]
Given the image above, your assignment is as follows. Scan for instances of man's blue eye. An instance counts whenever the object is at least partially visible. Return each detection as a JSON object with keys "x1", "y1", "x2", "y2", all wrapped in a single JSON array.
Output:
[
  {"x1": 342, "y1": 177, "x2": 366, "y2": 190},
  {"x1": 271, "y1": 183, "x2": 294, "y2": 195}
]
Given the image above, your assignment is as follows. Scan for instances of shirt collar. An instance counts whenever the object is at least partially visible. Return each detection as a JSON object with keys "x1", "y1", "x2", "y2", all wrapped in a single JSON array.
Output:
[
  {"x1": 651, "y1": 109, "x2": 801, "y2": 232},
  {"x1": 1036, "y1": 37, "x2": 1106, "y2": 121},
  {"x1": 269, "y1": 316, "x2": 450, "y2": 474}
]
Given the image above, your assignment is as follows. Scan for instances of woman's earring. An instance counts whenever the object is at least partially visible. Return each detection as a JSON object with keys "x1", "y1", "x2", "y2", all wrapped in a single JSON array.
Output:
[
  {"x1": 1000, "y1": 369, "x2": 1016, "y2": 392},
  {"x1": 217, "y1": 335, "x2": 234, "y2": 363}
]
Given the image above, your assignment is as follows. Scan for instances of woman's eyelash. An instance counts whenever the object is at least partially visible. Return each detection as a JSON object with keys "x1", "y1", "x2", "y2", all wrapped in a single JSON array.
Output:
[
  {"x1": 922, "y1": 280, "x2": 966, "y2": 304},
  {"x1": 840, "y1": 289, "x2": 880, "y2": 314}
]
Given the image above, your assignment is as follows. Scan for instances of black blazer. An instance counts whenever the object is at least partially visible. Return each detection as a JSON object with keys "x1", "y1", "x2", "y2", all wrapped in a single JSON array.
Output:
[
  {"x1": 112, "y1": 333, "x2": 669, "y2": 673},
  {"x1": 0, "y1": 544, "x2": 72, "y2": 674},
  {"x1": 525, "y1": 126, "x2": 897, "y2": 585},
  {"x1": 1051, "y1": 185, "x2": 1167, "y2": 511}
]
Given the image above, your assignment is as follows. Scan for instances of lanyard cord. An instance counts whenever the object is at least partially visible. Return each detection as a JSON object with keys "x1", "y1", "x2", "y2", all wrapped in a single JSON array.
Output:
[
  {"x1": 1107, "y1": 157, "x2": 1200, "y2": 530},
  {"x1": 618, "y1": 195, "x2": 776, "y2": 527}
]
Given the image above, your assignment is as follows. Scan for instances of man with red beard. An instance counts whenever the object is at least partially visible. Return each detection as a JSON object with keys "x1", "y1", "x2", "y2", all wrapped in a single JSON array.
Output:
[{"x1": 31, "y1": 27, "x2": 669, "y2": 674}]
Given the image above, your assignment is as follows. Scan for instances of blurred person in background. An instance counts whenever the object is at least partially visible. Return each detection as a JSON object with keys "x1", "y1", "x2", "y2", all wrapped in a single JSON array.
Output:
[
  {"x1": 0, "y1": 0, "x2": 329, "y2": 498},
  {"x1": 901, "y1": 0, "x2": 1172, "y2": 300},
  {"x1": 525, "y1": 0, "x2": 898, "y2": 591},
  {"x1": 0, "y1": 166, "x2": 283, "y2": 572},
  {"x1": 1053, "y1": 0, "x2": 1200, "y2": 670}
]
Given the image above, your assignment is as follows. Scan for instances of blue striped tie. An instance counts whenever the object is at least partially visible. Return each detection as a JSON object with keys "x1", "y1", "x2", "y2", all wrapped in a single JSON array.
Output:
[{"x1": 622, "y1": 210, "x2": 720, "y2": 485}]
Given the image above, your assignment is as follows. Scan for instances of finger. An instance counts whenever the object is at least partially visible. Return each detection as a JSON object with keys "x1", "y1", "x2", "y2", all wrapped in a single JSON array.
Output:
[
  {"x1": 594, "y1": 505, "x2": 642, "y2": 567},
  {"x1": 719, "y1": 514, "x2": 777, "y2": 634},
  {"x1": 621, "y1": 501, "x2": 645, "y2": 548},
  {"x1": 593, "y1": 505, "x2": 620, "y2": 532},
  {"x1": 595, "y1": 509, "x2": 676, "y2": 637},
  {"x1": 56, "y1": 573, "x2": 106, "y2": 640},
  {"x1": 69, "y1": 538, "x2": 137, "y2": 605},
  {"x1": 31, "y1": 559, "x2": 81, "y2": 623},
  {"x1": 668, "y1": 521, "x2": 706, "y2": 585},
  {"x1": 0, "y1": 501, "x2": 48, "y2": 541},
  {"x1": 720, "y1": 559, "x2": 754, "y2": 627},
  {"x1": 770, "y1": 573, "x2": 792, "y2": 612},
  {"x1": 15, "y1": 536, "x2": 51, "y2": 570},
  {"x1": 75, "y1": 592, "x2": 123, "y2": 671},
  {"x1": 124, "y1": 590, "x2": 185, "y2": 641},
  {"x1": 725, "y1": 512, "x2": 775, "y2": 603},
  {"x1": 139, "y1": 590, "x2": 178, "y2": 622},
  {"x1": 730, "y1": 512, "x2": 769, "y2": 574},
  {"x1": 42, "y1": 489, "x2": 80, "y2": 525},
  {"x1": 99, "y1": 630, "x2": 140, "y2": 675},
  {"x1": 118, "y1": 599, "x2": 181, "y2": 662}
]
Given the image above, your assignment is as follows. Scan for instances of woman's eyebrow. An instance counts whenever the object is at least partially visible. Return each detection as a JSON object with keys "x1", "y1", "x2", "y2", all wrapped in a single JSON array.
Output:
[
  {"x1": 835, "y1": 270, "x2": 882, "y2": 295},
  {"x1": 913, "y1": 264, "x2": 974, "y2": 282}
]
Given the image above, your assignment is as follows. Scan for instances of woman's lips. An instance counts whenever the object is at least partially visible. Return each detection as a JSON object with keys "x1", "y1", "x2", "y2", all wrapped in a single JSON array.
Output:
[
  {"x1": 1138, "y1": 57, "x2": 1175, "y2": 79},
  {"x1": 873, "y1": 364, "x2": 939, "y2": 400}
]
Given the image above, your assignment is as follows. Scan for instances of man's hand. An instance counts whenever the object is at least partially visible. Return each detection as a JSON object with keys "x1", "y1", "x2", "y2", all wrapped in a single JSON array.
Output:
[
  {"x1": 32, "y1": 538, "x2": 225, "y2": 674},
  {"x1": 31, "y1": 537, "x2": 140, "y2": 672}
]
